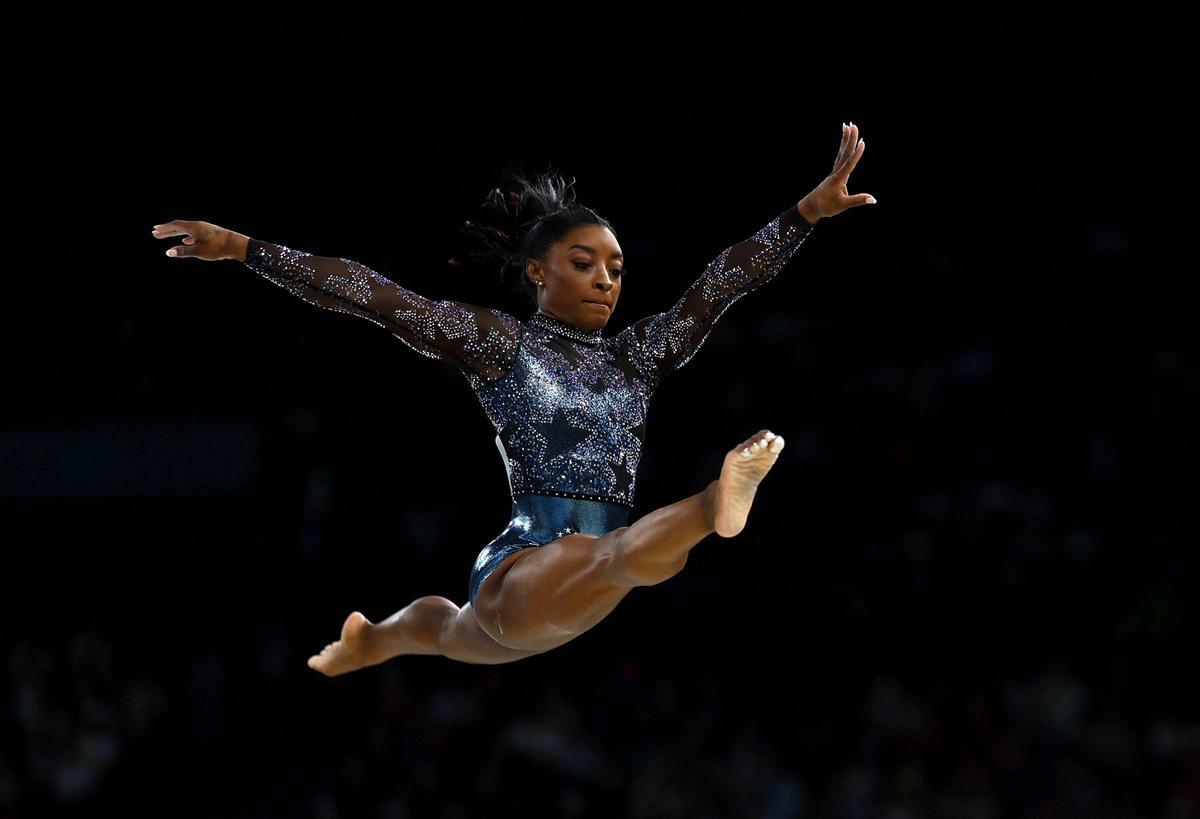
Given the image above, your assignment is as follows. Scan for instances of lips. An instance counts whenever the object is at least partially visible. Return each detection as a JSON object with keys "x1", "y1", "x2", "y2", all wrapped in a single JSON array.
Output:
[{"x1": 584, "y1": 300, "x2": 611, "y2": 309}]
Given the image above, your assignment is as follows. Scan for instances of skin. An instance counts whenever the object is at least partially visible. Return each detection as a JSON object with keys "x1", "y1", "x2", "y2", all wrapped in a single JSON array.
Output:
[
  {"x1": 525, "y1": 221, "x2": 624, "y2": 330},
  {"x1": 151, "y1": 122, "x2": 875, "y2": 673}
]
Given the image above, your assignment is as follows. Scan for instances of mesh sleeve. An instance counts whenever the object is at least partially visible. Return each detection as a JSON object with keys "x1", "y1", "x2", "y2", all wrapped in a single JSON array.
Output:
[
  {"x1": 612, "y1": 204, "x2": 817, "y2": 388},
  {"x1": 242, "y1": 238, "x2": 521, "y2": 383}
]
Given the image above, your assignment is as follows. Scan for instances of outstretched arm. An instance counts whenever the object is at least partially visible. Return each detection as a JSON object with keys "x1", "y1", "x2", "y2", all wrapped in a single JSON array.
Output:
[
  {"x1": 241, "y1": 237, "x2": 521, "y2": 383},
  {"x1": 152, "y1": 219, "x2": 522, "y2": 382},
  {"x1": 613, "y1": 203, "x2": 818, "y2": 387},
  {"x1": 613, "y1": 121, "x2": 876, "y2": 388}
]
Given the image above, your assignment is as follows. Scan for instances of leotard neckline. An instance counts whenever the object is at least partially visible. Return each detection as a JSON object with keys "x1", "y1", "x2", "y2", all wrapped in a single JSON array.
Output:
[{"x1": 528, "y1": 310, "x2": 605, "y2": 346}]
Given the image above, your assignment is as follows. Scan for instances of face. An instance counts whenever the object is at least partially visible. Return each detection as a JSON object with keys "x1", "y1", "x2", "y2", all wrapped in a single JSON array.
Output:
[{"x1": 526, "y1": 223, "x2": 624, "y2": 330}]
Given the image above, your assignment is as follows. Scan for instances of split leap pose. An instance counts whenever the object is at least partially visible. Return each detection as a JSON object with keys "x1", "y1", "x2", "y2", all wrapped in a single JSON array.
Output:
[{"x1": 151, "y1": 122, "x2": 875, "y2": 674}]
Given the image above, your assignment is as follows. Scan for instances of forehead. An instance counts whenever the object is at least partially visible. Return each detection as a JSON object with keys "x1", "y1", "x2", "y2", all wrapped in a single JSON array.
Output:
[{"x1": 556, "y1": 223, "x2": 621, "y2": 254}]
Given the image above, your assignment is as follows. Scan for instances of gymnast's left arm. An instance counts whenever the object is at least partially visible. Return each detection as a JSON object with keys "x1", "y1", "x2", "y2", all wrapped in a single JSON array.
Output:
[{"x1": 613, "y1": 121, "x2": 877, "y2": 387}]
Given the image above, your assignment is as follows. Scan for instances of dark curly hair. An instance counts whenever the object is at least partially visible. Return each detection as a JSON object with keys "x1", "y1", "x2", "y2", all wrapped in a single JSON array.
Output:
[{"x1": 448, "y1": 167, "x2": 616, "y2": 308}]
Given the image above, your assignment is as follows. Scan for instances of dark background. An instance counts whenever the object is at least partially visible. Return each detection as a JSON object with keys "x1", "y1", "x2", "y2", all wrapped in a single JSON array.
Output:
[{"x1": 5, "y1": 8, "x2": 1195, "y2": 818}]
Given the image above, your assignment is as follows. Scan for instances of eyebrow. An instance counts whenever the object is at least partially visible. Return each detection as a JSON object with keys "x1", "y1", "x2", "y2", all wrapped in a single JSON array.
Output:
[{"x1": 568, "y1": 243, "x2": 624, "y2": 260}]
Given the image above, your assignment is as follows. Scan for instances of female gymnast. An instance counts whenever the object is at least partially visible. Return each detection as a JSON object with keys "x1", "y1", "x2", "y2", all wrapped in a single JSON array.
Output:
[{"x1": 151, "y1": 122, "x2": 875, "y2": 675}]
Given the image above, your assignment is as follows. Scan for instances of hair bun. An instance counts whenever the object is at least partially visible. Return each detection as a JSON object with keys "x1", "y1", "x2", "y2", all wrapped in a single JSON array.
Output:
[{"x1": 448, "y1": 167, "x2": 611, "y2": 308}]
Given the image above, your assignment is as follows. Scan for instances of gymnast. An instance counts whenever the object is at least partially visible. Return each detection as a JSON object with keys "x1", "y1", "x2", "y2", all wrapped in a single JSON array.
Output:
[{"x1": 150, "y1": 121, "x2": 875, "y2": 674}]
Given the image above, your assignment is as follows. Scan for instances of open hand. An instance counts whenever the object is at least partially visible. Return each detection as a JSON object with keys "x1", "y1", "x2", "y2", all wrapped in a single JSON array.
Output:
[
  {"x1": 151, "y1": 220, "x2": 239, "y2": 261},
  {"x1": 801, "y1": 122, "x2": 877, "y2": 220}
]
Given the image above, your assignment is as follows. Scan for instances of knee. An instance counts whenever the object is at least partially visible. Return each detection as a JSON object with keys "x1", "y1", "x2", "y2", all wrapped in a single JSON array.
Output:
[
  {"x1": 647, "y1": 552, "x2": 689, "y2": 585},
  {"x1": 606, "y1": 533, "x2": 689, "y2": 588}
]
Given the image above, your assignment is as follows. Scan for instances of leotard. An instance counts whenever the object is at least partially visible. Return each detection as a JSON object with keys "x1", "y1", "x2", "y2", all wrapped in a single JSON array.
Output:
[{"x1": 240, "y1": 204, "x2": 817, "y2": 606}]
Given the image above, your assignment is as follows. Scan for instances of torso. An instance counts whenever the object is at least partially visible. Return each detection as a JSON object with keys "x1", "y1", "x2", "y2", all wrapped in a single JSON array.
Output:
[{"x1": 465, "y1": 312, "x2": 653, "y2": 509}]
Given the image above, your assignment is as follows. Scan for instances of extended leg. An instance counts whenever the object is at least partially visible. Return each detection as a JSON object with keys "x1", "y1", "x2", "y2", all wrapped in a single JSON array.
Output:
[
  {"x1": 307, "y1": 597, "x2": 545, "y2": 677},
  {"x1": 477, "y1": 429, "x2": 786, "y2": 652}
]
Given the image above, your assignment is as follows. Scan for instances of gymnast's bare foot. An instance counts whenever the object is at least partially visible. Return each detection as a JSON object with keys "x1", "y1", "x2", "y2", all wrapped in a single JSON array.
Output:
[
  {"x1": 307, "y1": 611, "x2": 387, "y2": 677},
  {"x1": 712, "y1": 429, "x2": 786, "y2": 537}
]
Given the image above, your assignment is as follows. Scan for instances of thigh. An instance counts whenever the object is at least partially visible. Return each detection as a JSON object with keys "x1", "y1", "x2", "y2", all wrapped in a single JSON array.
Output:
[
  {"x1": 443, "y1": 602, "x2": 548, "y2": 664},
  {"x1": 477, "y1": 527, "x2": 632, "y2": 651}
]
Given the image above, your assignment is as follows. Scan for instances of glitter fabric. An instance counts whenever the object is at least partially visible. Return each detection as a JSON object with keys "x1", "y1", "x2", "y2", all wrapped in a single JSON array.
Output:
[
  {"x1": 467, "y1": 493, "x2": 632, "y2": 609},
  {"x1": 241, "y1": 204, "x2": 816, "y2": 598}
]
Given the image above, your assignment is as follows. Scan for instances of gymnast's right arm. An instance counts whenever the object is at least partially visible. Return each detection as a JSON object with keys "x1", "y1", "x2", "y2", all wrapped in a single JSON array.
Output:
[{"x1": 151, "y1": 219, "x2": 521, "y2": 383}]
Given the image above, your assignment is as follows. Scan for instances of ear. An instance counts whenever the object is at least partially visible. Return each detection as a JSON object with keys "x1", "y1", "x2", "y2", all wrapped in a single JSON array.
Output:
[{"x1": 525, "y1": 258, "x2": 542, "y2": 288}]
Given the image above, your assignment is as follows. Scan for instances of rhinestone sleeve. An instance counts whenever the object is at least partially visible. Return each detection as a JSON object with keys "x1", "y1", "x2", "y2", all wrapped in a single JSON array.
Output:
[
  {"x1": 242, "y1": 238, "x2": 521, "y2": 382},
  {"x1": 611, "y1": 204, "x2": 817, "y2": 388}
]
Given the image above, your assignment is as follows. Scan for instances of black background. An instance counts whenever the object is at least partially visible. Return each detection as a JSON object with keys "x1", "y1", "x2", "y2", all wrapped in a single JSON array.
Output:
[{"x1": 4, "y1": 8, "x2": 1195, "y2": 818}]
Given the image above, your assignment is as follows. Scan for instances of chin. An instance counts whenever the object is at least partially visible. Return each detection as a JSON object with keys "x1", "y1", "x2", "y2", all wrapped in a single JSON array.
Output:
[{"x1": 580, "y1": 304, "x2": 614, "y2": 326}]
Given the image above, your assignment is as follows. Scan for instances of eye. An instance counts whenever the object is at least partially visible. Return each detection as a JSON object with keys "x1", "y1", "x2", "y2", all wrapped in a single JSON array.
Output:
[{"x1": 573, "y1": 261, "x2": 625, "y2": 276}]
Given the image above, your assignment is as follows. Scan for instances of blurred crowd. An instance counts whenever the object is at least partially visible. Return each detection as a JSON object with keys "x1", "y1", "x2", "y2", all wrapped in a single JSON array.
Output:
[{"x1": 3, "y1": 331, "x2": 1197, "y2": 818}]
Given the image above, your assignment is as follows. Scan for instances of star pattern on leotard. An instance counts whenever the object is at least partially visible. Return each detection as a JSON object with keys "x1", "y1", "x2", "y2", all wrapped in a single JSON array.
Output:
[
  {"x1": 530, "y1": 405, "x2": 595, "y2": 465},
  {"x1": 240, "y1": 204, "x2": 815, "y2": 508}
]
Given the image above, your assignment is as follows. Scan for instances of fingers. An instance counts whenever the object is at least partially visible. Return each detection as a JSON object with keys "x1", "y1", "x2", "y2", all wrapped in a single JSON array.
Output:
[
  {"x1": 165, "y1": 234, "x2": 198, "y2": 257},
  {"x1": 840, "y1": 133, "x2": 859, "y2": 174},
  {"x1": 153, "y1": 221, "x2": 196, "y2": 256},
  {"x1": 151, "y1": 220, "x2": 189, "y2": 236},
  {"x1": 843, "y1": 138, "x2": 865, "y2": 177},
  {"x1": 834, "y1": 123, "x2": 852, "y2": 170},
  {"x1": 834, "y1": 122, "x2": 865, "y2": 180}
]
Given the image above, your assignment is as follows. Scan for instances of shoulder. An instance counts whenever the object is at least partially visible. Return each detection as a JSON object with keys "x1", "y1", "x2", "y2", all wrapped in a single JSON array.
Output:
[
  {"x1": 605, "y1": 327, "x2": 659, "y2": 388},
  {"x1": 439, "y1": 301, "x2": 524, "y2": 335},
  {"x1": 488, "y1": 307, "x2": 524, "y2": 330}
]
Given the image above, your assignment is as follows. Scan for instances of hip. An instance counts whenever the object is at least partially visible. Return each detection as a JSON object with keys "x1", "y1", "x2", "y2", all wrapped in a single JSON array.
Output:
[{"x1": 468, "y1": 493, "x2": 631, "y2": 607}]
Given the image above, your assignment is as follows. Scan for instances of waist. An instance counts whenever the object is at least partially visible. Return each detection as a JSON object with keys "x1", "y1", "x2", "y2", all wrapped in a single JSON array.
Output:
[{"x1": 512, "y1": 492, "x2": 631, "y2": 537}]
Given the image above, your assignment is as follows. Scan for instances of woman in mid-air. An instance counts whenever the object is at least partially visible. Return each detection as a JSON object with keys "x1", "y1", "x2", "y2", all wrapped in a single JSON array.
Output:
[{"x1": 151, "y1": 122, "x2": 875, "y2": 674}]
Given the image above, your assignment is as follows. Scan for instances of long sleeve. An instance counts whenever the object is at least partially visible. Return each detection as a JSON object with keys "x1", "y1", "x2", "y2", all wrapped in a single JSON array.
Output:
[
  {"x1": 612, "y1": 204, "x2": 817, "y2": 388},
  {"x1": 242, "y1": 238, "x2": 521, "y2": 383}
]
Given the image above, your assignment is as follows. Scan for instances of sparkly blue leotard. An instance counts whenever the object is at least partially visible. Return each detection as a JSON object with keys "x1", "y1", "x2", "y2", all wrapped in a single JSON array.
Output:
[{"x1": 240, "y1": 204, "x2": 817, "y2": 607}]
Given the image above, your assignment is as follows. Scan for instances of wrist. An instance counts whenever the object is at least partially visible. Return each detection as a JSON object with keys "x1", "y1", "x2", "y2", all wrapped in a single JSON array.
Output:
[
  {"x1": 796, "y1": 197, "x2": 821, "y2": 225},
  {"x1": 226, "y1": 232, "x2": 250, "y2": 262}
]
